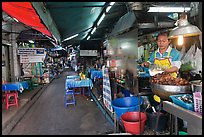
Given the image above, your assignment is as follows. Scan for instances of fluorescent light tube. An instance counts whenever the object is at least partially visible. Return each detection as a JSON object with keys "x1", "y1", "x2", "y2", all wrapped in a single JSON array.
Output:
[
  {"x1": 28, "y1": 40, "x2": 34, "y2": 43},
  {"x1": 106, "y1": 2, "x2": 115, "y2": 13},
  {"x1": 91, "y1": 27, "x2": 96, "y2": 34},
  {"x1": 97, "y1": 13, "x2": 105, "y2": 26},
  {"x1": 63, "y1": 34, "x2": 79, "y2": 42},
  {"x1": 106, "y1": 6, "x2": 112, "y2": 13},
  {"x1": 87, "y1": 36, "x2": 90, "y2": 40},
  {"x1": 178, "y1": 35, "x2": 184, "y2": 45},
  {"x1": 110, "y1": 2, "x2": 115, "y2": 6},
  {"x1": 13, "y1": 17, "x2": 19, "y2": 22},
  {"x1": 148, "y1": 7, "x2": 191, "y2": 13}
]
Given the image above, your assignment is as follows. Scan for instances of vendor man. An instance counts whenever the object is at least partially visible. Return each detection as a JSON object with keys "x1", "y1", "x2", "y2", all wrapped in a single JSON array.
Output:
[{"x1": 141, "y1": 31, "x2": 181, "y2": 78}]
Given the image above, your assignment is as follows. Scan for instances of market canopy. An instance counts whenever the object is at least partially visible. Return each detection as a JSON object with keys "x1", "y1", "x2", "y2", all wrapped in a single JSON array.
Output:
[
  {"x1": 36, "y1": 2, "x2": 192, "y2": 47},
  {"x1": 2, "y1": 2, "x2": 53, "y2": 38},
  {"x1": 3, "y1": 2, "x2": 196, "y2": 48}
]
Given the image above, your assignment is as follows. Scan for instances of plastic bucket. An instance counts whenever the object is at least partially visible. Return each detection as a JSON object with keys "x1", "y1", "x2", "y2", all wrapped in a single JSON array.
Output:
[
  {"x1": 120, "y1": 111, "x2": 147, "y2": 135},
  {"x1": 121, "y1": 89, "x2": 131, "y2": 97},
  {"x1": 146, "y1": 107, "x2": 168, "y2": 132},
  {"x1": 112, "y1": 97, "x2": 143, "y2": 120}
]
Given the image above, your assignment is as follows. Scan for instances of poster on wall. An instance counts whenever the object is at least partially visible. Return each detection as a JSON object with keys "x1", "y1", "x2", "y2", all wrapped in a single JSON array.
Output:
[
  {"x1": 80, "y1": 50, "x2": 97, "y2": 56},
  {"x1": 102, "y1": 66, "x2": 113, "y2": 113},
  {"x1": 20, "y1": 55, "x2": 45, "y2": 63},
  {"x1": 20, "y1": 55, "x2": 29, "y2": 63},
  {"x1": 18, "y1": 48, "x2": 45, "y2": 56},
  {"x1": 29, "y1": 55, "x2": 45, "y2": 63}
]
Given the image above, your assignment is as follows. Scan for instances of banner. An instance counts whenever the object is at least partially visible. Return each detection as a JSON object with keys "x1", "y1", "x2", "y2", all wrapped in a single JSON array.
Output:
[
  {"x1": 80, "y1": 50, "x2": 97, "y2": 56},
  {"x1": 18, "y1": 48, "x2": 45, "y2": 56},
  {"x1": 19, "y1": 48, "x2": 46, "y2": 63},
  {"x1": 102, "y1": 66, "x2": 113, "y2": 113}
]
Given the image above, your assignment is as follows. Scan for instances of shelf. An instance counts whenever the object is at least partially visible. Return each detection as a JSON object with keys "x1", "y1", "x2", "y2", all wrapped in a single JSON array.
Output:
[{"x1": 163, "y1": 101, "x2": 202, "y2": 135}]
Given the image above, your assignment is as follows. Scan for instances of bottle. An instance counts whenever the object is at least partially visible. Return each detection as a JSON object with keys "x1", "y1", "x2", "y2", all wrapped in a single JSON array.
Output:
[{"x1": 2, "y1": 79, "x2": 6, "y2": 84}]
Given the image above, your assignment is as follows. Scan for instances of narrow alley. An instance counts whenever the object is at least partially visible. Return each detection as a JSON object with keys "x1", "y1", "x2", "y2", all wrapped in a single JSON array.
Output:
[{"x1": 8, "y1": 69, "x2": 114, "y2": 135}]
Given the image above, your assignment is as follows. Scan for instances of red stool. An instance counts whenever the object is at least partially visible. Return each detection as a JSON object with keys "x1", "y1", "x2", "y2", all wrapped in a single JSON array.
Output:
[{"x1": 5, "y1": 92, "x2": 19, "y2": 110}]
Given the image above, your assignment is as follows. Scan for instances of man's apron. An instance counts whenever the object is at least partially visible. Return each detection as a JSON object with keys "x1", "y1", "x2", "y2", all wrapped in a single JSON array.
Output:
[{"x1": 154, "y1": 47, "x2": 177, "y2": 78}]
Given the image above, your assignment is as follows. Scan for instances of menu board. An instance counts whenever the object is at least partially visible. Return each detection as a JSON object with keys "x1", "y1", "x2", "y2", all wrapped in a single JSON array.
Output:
[{"x1": 102, "y1": 66, "x2": 113, "y2": 113}]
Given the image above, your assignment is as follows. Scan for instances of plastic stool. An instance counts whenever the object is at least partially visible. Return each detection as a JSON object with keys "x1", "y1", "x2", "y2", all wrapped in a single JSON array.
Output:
[
  {"x1": 64, "y1": 90, "x2": 76, "y2": 107},
  {"x1": 5, "y1": 92, "x2": 18, "y2": 110}
]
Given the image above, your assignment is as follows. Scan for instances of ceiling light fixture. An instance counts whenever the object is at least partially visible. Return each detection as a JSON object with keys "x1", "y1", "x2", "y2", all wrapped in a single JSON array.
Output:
[
  {"x1": 28, "y1": 40, "x2": 34, "y2": 43},
  {"x1": 91, "y1": 27, "x2": 96, "y2": 35},
  {"x1": 97, "y1": 13, "x2": 105, "y2": 26},
  {"x1": 87, "y1": 36, "x2": 91, "y2": 40},
  {"x1": 169, "y1": 13, "x2": 201, "y2": 38},
  {"x1": 148, "y1": 6, "x2": 191, "y2": 13},
  {"x1": 13, "y1": 17, "x2": 19, "y2": 22},
  {"x1": 97, "y1": 2, "x2": 116, "y2": 27},
  {"x1": 106, "y1": 2, "x2": 115, "y2": 13},
  {"x1": 62, "y1": 34, "x2": 79, "y2": 42}
]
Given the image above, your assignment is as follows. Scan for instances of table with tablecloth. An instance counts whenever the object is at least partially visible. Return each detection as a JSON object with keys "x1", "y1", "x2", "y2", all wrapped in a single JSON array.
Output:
[
  {"x1": 65, "y1": 78, "x2": 93, "y2": 96},
  {"x1": 90, "y1": 70, "x2": 103, "y2": 82},
  {"x1": 2, "y1": 81, "x2": 29, "y2": 93},
  {"x1": 66, "y1": 75, "x2": 80, "y2": 79}
]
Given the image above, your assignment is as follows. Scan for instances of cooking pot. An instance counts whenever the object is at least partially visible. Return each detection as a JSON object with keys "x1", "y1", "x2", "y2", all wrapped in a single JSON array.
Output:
[
  {"x1": 150, "y1": 83, "x2": 192, "y2": 100},
  {"x1": 190, "y1": 80, "x2": 202, "y2": 93}
]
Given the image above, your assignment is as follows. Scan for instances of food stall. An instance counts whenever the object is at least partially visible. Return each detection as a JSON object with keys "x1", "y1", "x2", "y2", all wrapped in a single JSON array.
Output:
[{"x1": 101, "y1": 10, "x2": 202, "y2": 135}]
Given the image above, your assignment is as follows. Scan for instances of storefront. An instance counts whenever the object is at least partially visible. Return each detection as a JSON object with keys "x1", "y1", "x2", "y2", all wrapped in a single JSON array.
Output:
[{"x1": 2, "y1": 2, "x2": 202, "y2": 135}]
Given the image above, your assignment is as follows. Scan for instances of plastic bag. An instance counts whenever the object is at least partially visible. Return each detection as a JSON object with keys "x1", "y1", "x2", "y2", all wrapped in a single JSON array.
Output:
[
  {"x1": 181, "y1": 44, "x2": 196, "y2": 63},
  {"x1": 191, "y1": 47, "x2": 202, "y2": 74},
  {"x1": 180, "y1": 44, "x2": 196, "y2": 71},
  {"x1": 180, "y1": 45, "x2": 186, "y2": 60}
]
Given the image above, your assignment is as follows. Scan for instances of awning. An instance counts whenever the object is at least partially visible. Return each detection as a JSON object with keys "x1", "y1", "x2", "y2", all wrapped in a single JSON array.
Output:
[
  {"x1": 2, "y1": 2, "x2": 52, "y2": 38},
  {"x1": 49, "y1": 46, "x2": 68, "y2": 57}
]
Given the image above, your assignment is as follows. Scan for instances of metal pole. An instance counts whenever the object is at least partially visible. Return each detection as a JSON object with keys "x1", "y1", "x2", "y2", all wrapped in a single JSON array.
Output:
[
  {"x1": 137, "y1": 78, "x2": 142, "y2": 135},
  {"x1": 155, "y1": 100, "x2": 162, "y2": 131},
  {"x1": 134, "y1": 76, "x2": 141, "y2": 135}
]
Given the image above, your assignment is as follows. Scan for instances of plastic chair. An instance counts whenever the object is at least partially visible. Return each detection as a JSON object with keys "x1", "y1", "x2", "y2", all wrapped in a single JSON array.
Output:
[
  {"x1": 64, "y1": 90, "x2": 76, "y2": 107},
  {"x1": 5, "y1": 92, "x2": 19, "y2": 110}
]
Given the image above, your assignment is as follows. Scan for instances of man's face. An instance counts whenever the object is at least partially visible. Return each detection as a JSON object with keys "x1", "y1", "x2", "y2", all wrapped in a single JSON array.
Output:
[{"x1": 157, "y1": 35, "x2": 170, "y2": 50}]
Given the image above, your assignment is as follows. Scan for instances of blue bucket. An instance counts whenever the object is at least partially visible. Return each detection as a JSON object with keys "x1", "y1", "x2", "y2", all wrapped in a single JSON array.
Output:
[
  {"x1": 122, "y1": 89, "x2": 131, "y2": 97},
  {"x1": 112, "y1": 97, "x2": 143, "y2": 120}
]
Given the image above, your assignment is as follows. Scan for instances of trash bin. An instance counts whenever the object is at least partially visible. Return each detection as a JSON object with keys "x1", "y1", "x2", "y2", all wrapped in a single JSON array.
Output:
[{"x1": 146, "y1": 107, "x2": 168, "y2": 132}]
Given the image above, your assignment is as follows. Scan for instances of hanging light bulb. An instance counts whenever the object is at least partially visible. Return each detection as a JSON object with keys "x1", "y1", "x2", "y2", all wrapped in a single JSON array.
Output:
[
  {"x1": 178, "y1": 35, "x2": 184, "y2": 45},
  {"x1": 169, "y1": 13, "x2": 201, "y2": 39}
]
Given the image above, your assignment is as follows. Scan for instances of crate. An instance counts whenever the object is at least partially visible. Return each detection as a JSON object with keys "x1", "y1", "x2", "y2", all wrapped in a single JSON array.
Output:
[
  {"x1": 193, "y1": 92, "x2": 202, "y2": 114},
  {"x1": 169, "y1": 94, "x2": 194, "y2": 111}
]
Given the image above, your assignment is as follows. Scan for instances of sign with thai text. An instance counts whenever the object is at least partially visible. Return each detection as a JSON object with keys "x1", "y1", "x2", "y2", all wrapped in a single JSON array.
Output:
[
  {"x1": 80, "y1": 50, "x2": 97, "y2": 56},
  {"x1": 102, "y1": 66, "x2": 113, "y2": 113},
  {"x1": 18, "y1": 48, "x2": 45, "y2": 55}
]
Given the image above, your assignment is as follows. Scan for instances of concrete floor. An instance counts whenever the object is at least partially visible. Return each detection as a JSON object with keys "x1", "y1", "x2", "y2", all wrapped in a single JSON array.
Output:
[{"x1": 7, "y1": 69, "x2": 114, "y2": 135}]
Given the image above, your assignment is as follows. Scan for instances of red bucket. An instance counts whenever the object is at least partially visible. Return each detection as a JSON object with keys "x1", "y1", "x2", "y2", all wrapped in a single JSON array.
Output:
[{"x1": 120, "y1": 111, "x2": 147, "y2": 135}]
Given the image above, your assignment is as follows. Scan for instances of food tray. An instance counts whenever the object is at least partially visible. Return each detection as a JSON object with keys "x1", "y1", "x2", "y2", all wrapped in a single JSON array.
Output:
[{"x1": 169, "y1": 94, "x2": 194, "y2": 111}]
